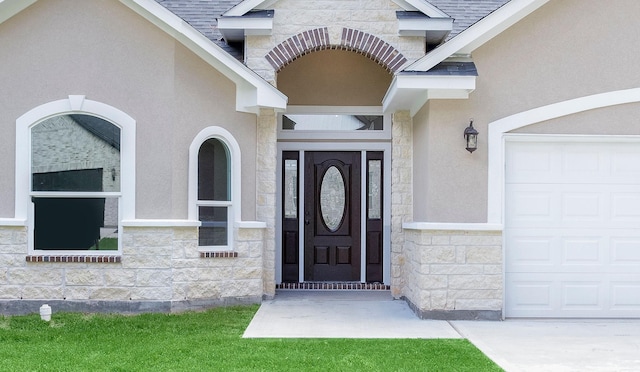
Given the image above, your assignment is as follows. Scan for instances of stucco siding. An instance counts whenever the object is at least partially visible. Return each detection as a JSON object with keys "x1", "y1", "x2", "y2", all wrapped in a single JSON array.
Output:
[
  {"x1": 0, "y1": 0, "x2": 258, "y2": 221},
  {"x1": 412, "y1": 0, "x2": 640, "y2": 223}
]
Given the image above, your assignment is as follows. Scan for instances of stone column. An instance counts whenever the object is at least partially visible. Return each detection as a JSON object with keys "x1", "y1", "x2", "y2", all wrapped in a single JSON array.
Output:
[
  {"x1": 257, "y1": 108, "x2": 278, "y2": 298},
  {"x1": 390, "y1": 110, "x2": 413, "y2": 298}
]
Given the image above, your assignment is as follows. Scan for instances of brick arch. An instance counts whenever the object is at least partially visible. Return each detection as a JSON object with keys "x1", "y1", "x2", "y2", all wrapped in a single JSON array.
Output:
[{"x1": 265, "y1": 27, "x2": 407, "y2": 73}]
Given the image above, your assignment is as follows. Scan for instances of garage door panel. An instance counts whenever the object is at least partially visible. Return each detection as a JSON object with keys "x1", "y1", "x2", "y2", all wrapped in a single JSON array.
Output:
[
  {"x1": 505, "y1": 140, "x2": 640, "y2": 318},
  {"x1": 507, "y1": 274, "x2": 640, "y2": 317},
  {"x1": 611, "y1": 282, "x2": 640, "y2": 309}
]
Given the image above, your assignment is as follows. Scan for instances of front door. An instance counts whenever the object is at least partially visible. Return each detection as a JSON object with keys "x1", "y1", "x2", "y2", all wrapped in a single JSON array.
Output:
[{"x1": 304, "y1": 151, "x2": 361, "y2": 281}]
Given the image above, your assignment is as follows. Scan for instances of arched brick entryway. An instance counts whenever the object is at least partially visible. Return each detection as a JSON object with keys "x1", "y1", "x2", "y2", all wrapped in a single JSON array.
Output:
[{"x1": 265, "y1": 27, "x2": 407, "y2": 73}]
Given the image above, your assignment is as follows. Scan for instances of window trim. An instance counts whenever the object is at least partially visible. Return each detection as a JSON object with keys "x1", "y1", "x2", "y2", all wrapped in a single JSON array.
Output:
[
  {"x1": 16, "y1": 96, "x2": 136, "y2": 254},
  {"x1": 188, "y1": 127, "x2": 242, "y2": 251},
  {"x1": 277, "y1": 106, "x2": 391, "y2": 141}
]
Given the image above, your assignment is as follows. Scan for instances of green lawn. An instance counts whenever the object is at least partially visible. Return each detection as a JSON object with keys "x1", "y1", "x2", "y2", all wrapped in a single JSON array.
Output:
[{"x1": 0, "y1": 306, "x2": 502, "y2": 371}]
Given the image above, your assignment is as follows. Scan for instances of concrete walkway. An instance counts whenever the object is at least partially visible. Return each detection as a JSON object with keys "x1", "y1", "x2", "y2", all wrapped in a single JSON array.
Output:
[{"x1": 243, "y1": 291, "x2": 640, "y2": 371}]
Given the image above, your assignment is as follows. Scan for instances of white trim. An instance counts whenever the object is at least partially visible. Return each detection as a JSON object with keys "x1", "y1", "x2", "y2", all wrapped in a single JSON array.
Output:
[
  {"x1": 16, "y1": 97, "x2": 135, "y2": 255},
  {"x1": 403, "y1": 222, "x2": 503, "y2": 231},
  {"x1": 122, "y1": 219, "x2": 201, "y2": 227},
  {"x1": 0, "y1": 0, "x2": 36, "y2": 24},
  {"x1": 236, "y1": 221, "x2": 267, "y2": 229},
  {"x1": 405, "y1": 0, "x2": 550, "y2": 72},
  {"x1": 278, "y1": 106, "x2": 391, "y2": 141},
  {"x1": 16, "y1": 96, "x2": 136, "y2": 222},
  {"x1": 487, "y1": 88, "x2": 640, "y2": 225},
  {"x1": 223, "y1": 0, "x2": 278, "y2": 16},
  {"x1": 392, "y1": 0, "x2": 449, "y2": 18},
  {"x1": 217, "y1": 16, "x2": 273, "y2": 42},
  {"x1": 383, "y1": 74, "x2": 476, "y2": 116},
  {"x1": 0, "y1": 218, "x2": 27, "y2": 226},
  {"x1": 188, "y1": 126, "x2": 246, "y2": 251}
]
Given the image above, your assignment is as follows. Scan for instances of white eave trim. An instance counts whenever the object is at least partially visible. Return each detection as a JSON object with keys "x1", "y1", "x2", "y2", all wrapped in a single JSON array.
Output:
[
  {"x1": 119, "y1": 0, "x2": 286, "y2": 113},
  {"x1": 383, "y1": 74, "x2": 476, "y2": 116},
  {"x1": 398, "y1": 17, "x2": 453, "y2": 37},
  {"x1": 0, "y1": 0, "x2": 36, "y2": 24},
  {"x1": 392, "y1": 0, "x2": 449, "y2": 18},
  {"x1": 405, "y1": 0, "x2": 550, "y2": 72},
  {"x1": 217, "y1": 16, "x2": 273, "y2": 42},
  {"x1": 224, "y1": 0, "x2": 278, "y2": 17}
]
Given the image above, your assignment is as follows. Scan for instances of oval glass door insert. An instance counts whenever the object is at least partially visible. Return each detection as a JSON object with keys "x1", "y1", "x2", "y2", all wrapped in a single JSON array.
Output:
[{"x1": 320, "y1": 166, "x2": 346, "y2": 231}]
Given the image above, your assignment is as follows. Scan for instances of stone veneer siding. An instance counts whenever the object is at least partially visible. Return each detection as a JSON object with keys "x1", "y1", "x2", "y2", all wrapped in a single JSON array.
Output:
[
  {"x1": 402, "y1": 228, "x2": 503, "y2": 320},
  {"x1": 0, "y1": 225, "x2": 265, "y2": 315},
  {"x1": 257, "y1": 109, "x2": 277, "y2": 298},
  {"x1": 246, "y1": 0, "x2": 426, "y2": 83},
  {"x1": 390, "y1": 111, "x2": 413, "y2": 297}
]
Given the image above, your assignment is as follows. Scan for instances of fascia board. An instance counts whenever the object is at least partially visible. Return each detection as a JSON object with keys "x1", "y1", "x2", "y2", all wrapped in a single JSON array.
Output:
[
  {"x1": 0, "y1": 0, "x2": 36, "y2": 24},
  {"x1": 224, "y1": 0, "x2": 273, "y2": 17},
  {"x1": 398, "y1": 17, "x2": 453, "y2": 34},
  {"x1": 383, "y1": 75, "x2": 475, "y2": 115},
  {"x1": 405, "y1": 0, "x2": 550, "y2": 72},
  {"x1": 392, "y1": 0, "x2": 449, "y2": 17},
  {"x1": 120, "y1": 0, "x2": 287, "y2": 113},
  {"x1": 217, "y1": 16, "x2": 273, "y2": 40}
]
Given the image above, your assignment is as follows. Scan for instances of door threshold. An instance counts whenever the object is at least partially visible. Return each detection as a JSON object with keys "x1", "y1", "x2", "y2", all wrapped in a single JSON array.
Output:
[{"x1": 276, "y1": 282, "x2": 390, "y2": 290}]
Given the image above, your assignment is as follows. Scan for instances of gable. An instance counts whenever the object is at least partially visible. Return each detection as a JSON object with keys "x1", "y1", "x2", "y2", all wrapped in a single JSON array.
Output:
[{"x1": 0, "y1": 0, "x2": 287, "y2": 114}]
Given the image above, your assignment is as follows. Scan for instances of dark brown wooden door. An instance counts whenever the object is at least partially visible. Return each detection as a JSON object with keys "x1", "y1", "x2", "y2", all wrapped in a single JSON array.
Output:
[{"x1": 304, "y1": 151, "x2": 361, "y2": 281}]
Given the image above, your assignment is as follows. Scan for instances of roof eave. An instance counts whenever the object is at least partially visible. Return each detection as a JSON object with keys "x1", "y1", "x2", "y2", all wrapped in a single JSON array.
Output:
[
  {"x1": 217, "y1": 14, "x2": 274, "y2": 42},
  {"x1": 383, "y1": 74, "x2": 476, "y2": 116},
  {"x1": 404, "y1": 0, "x2": 551, "y2": 72}
]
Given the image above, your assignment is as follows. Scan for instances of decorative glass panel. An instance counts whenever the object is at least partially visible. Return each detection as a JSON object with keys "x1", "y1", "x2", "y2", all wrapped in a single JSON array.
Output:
[
  {"x1": 31, "y1": 114, "x2": 121, "y2": 192},
  {"x1": 198, "y1": 206, "x2": 228, "y2": 246},
  {"x1": 284, "y1": 159, "x2": 298, "y2": 219},
  {"x1": 320, "y1": 166, "x2": 346, "y2": 231},
  {"x1": 368, "y1": 160, "x2": 382, "y2": 219},
  {"x1": 283, "y1": 114, "x2": 383, "y2": 131}
]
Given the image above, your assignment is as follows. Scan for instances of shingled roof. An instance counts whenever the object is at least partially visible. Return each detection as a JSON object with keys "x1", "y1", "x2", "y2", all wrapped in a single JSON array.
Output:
[
  {"x1": 155, "y1": 0, "x2": 510, "y2": 61},
  {"x1": 429, "y1": 0, "x2": 510, "y2": 40},
  {"x1": 155, "y1": 0, "x2": 243, "y2": 59}
]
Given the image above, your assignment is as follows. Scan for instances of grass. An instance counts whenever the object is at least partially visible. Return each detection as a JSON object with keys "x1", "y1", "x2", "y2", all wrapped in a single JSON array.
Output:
[
  {"x1": 0, "y1": 306, "x2": 502, "y2": 372},
  {"x1": 89, "y1": 237, "x2": 118, "y2": 251}
]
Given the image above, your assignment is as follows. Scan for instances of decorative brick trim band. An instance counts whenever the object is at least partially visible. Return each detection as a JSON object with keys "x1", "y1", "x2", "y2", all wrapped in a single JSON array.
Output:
[
  {"x1": 25, "y1": 255, "x2": 121, "y2": 263},
  {"x1": 265, "y1": 27, "x2": 407, "y2": 73},
  {"x1": 200, "y1": 251, "x2": 239, "y2": 258},
  {"x1": 276, "y1": 282, "x2": 390, "y2": 290}
]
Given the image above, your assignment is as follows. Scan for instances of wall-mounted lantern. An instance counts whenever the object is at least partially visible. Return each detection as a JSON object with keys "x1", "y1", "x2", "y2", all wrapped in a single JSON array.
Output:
[{"x1": 464, "y1": 119, "x2": 478, "y2": 153}]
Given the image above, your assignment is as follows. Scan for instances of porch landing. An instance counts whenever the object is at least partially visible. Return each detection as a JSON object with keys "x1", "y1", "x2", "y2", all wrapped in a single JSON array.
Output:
[{"x1": 242, "y1": 290, "x2": 461, "y2": 338}]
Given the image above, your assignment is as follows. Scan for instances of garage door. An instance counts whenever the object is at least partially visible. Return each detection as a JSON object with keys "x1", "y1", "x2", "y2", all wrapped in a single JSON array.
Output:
[{"x1": 505, "y1": 139, "x2": 640, "y2": 318}]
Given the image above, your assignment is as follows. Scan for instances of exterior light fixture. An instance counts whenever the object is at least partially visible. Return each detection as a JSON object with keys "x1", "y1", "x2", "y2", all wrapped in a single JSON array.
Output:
[{"x1": 464, "y1": 119, "x2": 478, "y2": 153}]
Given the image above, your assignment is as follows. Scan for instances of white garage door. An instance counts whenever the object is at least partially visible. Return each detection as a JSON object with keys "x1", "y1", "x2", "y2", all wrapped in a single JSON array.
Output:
[{"x1": 505, "y1": 139, "x2": 640, "y2": 318}]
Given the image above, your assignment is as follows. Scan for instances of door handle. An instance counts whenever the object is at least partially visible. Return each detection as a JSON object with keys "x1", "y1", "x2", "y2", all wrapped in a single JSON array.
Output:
[{"x1": 305, "y1": 219, "x2": 310, "y2": 225}]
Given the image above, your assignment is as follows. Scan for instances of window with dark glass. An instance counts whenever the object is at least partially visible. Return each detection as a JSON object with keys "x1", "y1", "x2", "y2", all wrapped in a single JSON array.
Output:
[
  {"x1": 30, "y1": 114, "x2": 121, "y2": 251},
  {"x1": 197, "y1": 138, "x2": 230, "y2": 247}
]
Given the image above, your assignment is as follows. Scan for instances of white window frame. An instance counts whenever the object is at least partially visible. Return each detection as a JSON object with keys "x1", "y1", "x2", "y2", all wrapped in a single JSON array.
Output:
[
  {"x1": 16, "y1": 96, "x2": 136, "y2": 255},
  {"x1": 277, "y1": 106, "x2": 391, "y2": 141},
  {"x1": 188, "y1": 127, "x2": 241, "y2": 251}
]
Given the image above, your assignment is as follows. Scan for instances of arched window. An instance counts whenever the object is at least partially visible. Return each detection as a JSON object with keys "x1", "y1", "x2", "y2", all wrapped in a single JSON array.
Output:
[
  {"x1": 16, "y1": 96, "x2": 136, "y2": 255},
  {"x1": 189, "y1": 127, "x2": 241, "y2": 251},
  {"x1": 197, "y1": 138, "x2": 230, "y2": 247}
]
